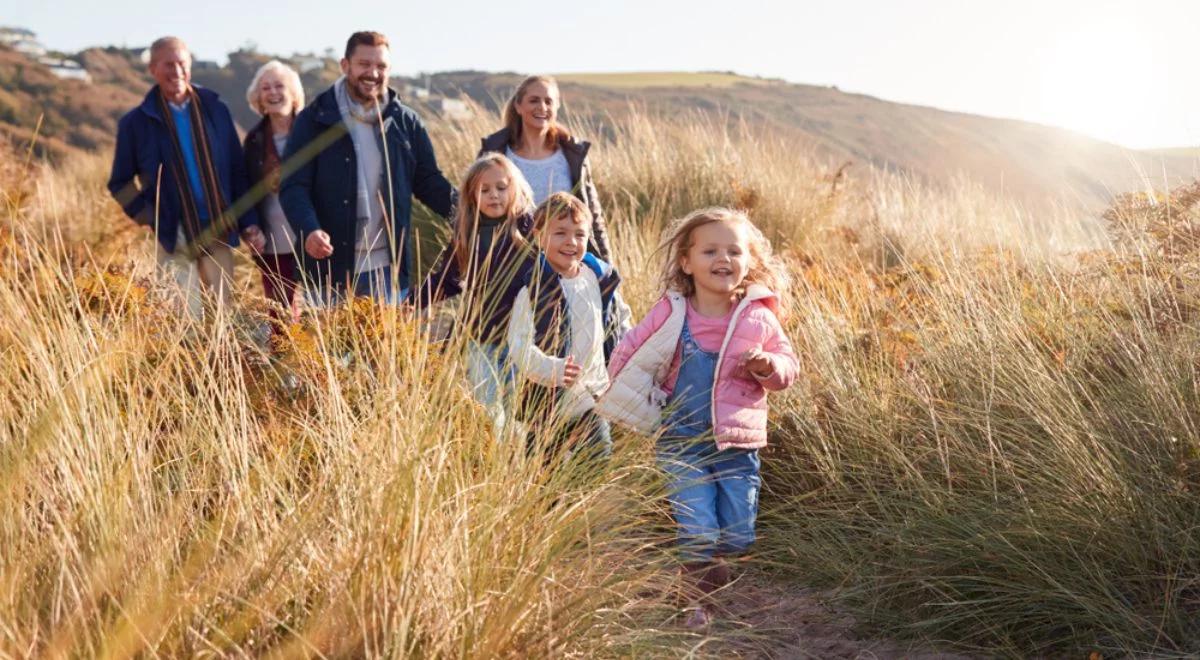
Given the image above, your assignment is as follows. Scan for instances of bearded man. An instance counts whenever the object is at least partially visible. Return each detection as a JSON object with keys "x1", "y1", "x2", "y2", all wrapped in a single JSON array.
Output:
[{"x1": 280, "y1": 30, "x2": 455, "y2": 305}]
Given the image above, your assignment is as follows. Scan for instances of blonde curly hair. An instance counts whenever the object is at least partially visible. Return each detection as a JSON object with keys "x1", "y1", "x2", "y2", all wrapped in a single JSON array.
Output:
[{"x1": 657, "y1": 207, "x2": 791, "y2": 319}]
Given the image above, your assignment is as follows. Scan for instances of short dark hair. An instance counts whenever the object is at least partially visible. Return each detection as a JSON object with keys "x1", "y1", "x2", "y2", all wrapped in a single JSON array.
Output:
[{"x1": 344, "y1": 31, "x2": 389, "y2": 60}]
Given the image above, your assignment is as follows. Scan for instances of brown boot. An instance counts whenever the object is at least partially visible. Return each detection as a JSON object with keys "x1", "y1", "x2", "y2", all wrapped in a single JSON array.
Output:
[
  {"x1": 679, "y1": 561, "x2": 710, "y2": 605},
  {"x1": 679, "y1": 561, "x2": 715, "y2": 628},
  {"x1": 701, "y1": 560, "x2": 732, "y2": 597}
]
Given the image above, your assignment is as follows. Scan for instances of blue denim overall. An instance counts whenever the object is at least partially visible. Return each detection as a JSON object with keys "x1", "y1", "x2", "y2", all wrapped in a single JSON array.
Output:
[{"x1": 657, "y1": 314, "x2": 761, "y2": 561}]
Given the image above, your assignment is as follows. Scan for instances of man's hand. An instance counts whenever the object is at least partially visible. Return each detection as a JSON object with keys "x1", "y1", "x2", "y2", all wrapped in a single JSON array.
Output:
[
  {"x1": 561, "y1": 355, "x2": 582, "y2": 387},
  {"x1": 241, "y1": 225, "x2": 266, "y2": 253},
  {"x1": 305, "y1": 230, "x2": 334, "y2": 259}
]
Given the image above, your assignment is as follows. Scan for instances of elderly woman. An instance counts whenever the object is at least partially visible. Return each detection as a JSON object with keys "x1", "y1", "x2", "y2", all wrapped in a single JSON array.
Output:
[
  {"x1": 243, "y1": 59, "x2": 305, "y2": 331},
  {"x1": 479, "y1": 75, "x2": 611, "y2": 260}
]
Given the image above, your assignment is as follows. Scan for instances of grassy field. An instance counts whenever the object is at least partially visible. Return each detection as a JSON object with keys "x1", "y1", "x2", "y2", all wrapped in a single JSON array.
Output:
[{"x1": 1, "y1": 105, "x2": 1198, "y2": 657}]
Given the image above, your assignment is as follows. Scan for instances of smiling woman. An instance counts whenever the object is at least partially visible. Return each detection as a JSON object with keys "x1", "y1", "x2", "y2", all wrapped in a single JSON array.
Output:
[
  {"x1": 243, "y1": 60, "x2": 306, "y2": 332},
  {"x1": 1037, "y1": 20, "x2": 1166, "y2": 148}
]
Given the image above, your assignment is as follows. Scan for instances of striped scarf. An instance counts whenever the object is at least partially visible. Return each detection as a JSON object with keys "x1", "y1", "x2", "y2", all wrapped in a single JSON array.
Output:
[
  {"x1": 157, "y1": 87, "x2": 230, "y2": 254},
  {"x1": 262, "y1": 119, "x2": 284, "y2": 194}
]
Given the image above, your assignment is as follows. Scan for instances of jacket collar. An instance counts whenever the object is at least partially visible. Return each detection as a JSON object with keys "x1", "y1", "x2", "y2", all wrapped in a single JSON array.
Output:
[
  {"x1": 742, "y1": 283, "x2": 779, "y2": 315},
  {"x1": 537, "y1": 251, "x2": 612, "y2": 282},
  {"x1": 481, "y1": 127, "x2": 591, "y2": 159},
  {"x1": 312, "y1": 83, "x2": 401, "y2": 126},
  {"x1": 666, "y1": 284, "x2": 779, "y2": 315},
  {"x1": 247, "y1": 115, "x2": 269, "y2": 140},
  {"x1": 137, "y1": 84, "x2": 219, "y2": 122}
]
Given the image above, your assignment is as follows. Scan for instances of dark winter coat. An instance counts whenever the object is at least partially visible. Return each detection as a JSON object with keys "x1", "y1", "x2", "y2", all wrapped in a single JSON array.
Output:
[
  {"x1": 280, "y1": 85, "x2": 455, "y2": 292},
  {"x1": 413, "y1": 211, "x2": 536, "y2": 343},
  {"x1": 108, "y1": 85, "x2": 258, "y2": 253}
]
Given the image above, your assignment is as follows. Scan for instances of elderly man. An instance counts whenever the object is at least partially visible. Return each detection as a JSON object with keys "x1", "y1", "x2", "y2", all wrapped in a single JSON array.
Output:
[
  {"x1": 108, "y1": 36, "x2": 264, "y2": 318},
  {"x1": 280, "y1": 31, "x2": 454, "y2": 306}
]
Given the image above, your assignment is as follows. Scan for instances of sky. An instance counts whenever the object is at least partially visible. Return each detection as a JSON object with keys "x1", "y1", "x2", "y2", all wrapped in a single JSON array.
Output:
[{"x1": 7, "y1": 0, "x2": 1196, "y2": 149}]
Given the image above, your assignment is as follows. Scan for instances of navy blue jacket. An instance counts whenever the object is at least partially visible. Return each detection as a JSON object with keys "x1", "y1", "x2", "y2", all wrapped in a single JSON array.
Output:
[
  {"x1": 280, "y1": 85, "x2": 455, "y2": 292},
  {"x1": 107, "y1": 86, "x2": 259, "y2": 254},
  {"x1": 414, "y1": 212, "x2": 535, "y2": 343}
]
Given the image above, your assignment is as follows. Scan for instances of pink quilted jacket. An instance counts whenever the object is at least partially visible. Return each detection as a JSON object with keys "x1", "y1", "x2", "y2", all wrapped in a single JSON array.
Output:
[{"x1": 598, "y1": 285, "x2": 799, "y2": 450}]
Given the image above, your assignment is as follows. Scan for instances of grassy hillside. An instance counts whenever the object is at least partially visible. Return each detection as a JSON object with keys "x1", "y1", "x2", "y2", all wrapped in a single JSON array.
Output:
[
  {"x1": 1, "y1": 96, "x2": 1198, "y2": 656},
  {"x1": 0, "y1": 46, "x2": 150, "y2": 159},
  {"x1": 2, "y1": 43, "x2": 1194, "y2": 212},
  {"x1": 431, "y1": 70, "x2": 1198, "y2": 211}
]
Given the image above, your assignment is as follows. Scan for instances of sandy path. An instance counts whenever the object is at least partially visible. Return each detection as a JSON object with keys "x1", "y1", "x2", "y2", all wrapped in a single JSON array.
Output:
[{"x1": 698, "y1": 568, "x2": 974, "y2": 659}]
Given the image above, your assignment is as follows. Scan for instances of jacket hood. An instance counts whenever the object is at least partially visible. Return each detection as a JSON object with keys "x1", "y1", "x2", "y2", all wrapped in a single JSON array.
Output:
[{"x1": 742, "y1": 283, "x2": 779, "y2": 315}]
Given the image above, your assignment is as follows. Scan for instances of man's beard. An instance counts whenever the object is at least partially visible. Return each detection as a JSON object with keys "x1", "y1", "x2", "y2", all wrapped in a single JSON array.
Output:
[{"x1": 350, "y1": 76, "x2": 383, "y2": 104}]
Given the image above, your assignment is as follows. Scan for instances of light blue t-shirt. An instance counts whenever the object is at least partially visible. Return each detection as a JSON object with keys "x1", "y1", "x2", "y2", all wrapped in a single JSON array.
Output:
[
  {"x1": 169, "y1": 101, "x2": 210, "y2": 220},
  {"x1": 505, "y1": 146, "x2": 572, "y2": 205}
]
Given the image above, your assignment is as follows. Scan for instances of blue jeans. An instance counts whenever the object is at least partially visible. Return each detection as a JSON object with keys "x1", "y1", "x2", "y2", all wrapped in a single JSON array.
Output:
[
  {"x1": 657, "y1": 436, "x2": 761, "y2": 561},
  {"x1": 306, "y1": 265, "x2": 406, "y2": 307},
  {"x1": 466, "y1": 341, "x2": 515, "y2": 434}
]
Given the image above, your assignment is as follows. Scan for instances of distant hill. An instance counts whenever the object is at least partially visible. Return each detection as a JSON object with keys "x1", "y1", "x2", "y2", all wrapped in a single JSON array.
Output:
[
  {"x1": 1, "y1": 45, "x2": 1195, "y2": 211},
  {"x1": 426, "y1": 71, "x2": 1200, "y2": 210},
  {"x1": 0, "y1": 45, "x2": 151, "y2": 158}
]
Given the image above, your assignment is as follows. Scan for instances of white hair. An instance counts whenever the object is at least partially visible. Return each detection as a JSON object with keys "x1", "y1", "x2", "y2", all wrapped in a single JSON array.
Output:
[
  {"x1": 245, "y1": 60, "x2": 305, "y2": 116},
  {"x1": 149, "y1": 36, "x2": 190, "y2": 65}
]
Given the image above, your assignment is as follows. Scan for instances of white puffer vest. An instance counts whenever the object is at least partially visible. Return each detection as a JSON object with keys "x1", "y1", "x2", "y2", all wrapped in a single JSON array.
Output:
[
  {"x1": 597, "y1": 285, "x2": 777, "y2": 438},
  {"x1": 595, "y1": 292, "x2": 688, "y2": 433}
]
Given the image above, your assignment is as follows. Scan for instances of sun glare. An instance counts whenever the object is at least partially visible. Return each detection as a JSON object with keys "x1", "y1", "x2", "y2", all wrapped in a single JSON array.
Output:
[{"x1": 1038, "y1": 20, "x2": 1166, "y2": 148}]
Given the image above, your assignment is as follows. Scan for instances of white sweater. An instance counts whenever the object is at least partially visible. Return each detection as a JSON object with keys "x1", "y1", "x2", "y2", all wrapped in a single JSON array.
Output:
[{"x1": 508, "y1": 266, "x2": 631, "y2": 419}]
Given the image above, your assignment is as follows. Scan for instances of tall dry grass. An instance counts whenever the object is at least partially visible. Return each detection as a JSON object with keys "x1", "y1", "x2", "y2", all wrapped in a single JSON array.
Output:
[
  {"x1": 0, "y1": 100, "x2": 1197, "y2": 657},
  {"x1": 0, "y1": 136, "x2": 683, "y2": 657}
]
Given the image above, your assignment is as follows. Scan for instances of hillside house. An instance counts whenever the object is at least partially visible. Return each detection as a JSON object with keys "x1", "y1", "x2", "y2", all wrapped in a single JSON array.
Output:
[
  {"x1": 429, "y1": 98, "x2": 473, "y2": 121},
  {"x1": 38, "y1": 57, "x2": 92, "y2": 83},
  {"x1": 0, "y1": 26, "x2": 46, "y2": 57},
  {"x1": 402, "y1": 83, "x2": 430, "y2": 100},
  {"x1": 291, "y1": 55, "x2": 325, "y2": 74}
]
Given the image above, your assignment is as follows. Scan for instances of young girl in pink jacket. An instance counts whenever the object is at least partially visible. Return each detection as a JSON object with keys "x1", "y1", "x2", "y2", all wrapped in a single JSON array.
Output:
[{"x1": 597, "y1": 207, "x2": 799, "y2": 627}]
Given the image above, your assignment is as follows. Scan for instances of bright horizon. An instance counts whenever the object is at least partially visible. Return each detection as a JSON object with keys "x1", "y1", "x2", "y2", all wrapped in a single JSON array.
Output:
[{"x1": 7, "y1": 0, "x2": 1197, "y2": 150}]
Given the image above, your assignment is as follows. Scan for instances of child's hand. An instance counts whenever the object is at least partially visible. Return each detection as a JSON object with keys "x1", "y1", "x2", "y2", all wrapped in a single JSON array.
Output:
[
  {"x1": 561, "y1": 355, "x2": 582, "y2": 387},
  {"x1": 736, "y1": 348, "x2": 774, "y2": 379}
]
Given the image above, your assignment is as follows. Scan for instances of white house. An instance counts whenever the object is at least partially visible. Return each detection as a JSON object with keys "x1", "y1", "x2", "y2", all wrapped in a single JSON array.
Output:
[
  {"x1": 291, "y1": 55, "x2": 325, "y2": 74},
  {"x1": 1, "y1": 26, "x2": 46, "y2": 57},
  {"x1": 429, "y1": 98, "x2": 473, "y2": 121},
  {"x1": 38, "y1": 56, "x2": 92, "y2": 83},
  {"x1": 402, "y1": 83, "x2": 430, "y2": 100}
]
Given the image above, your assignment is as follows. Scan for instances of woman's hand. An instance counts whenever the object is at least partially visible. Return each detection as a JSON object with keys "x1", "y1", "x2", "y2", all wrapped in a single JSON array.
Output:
[{"x1": 241, "y1": 225, "x2": 266, "y2": 253}]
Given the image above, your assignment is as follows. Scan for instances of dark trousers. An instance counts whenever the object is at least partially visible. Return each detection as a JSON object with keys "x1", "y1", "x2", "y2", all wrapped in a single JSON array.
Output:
[{"x1": 253, "y1": 252, "x2": 301, "y2": 331}]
